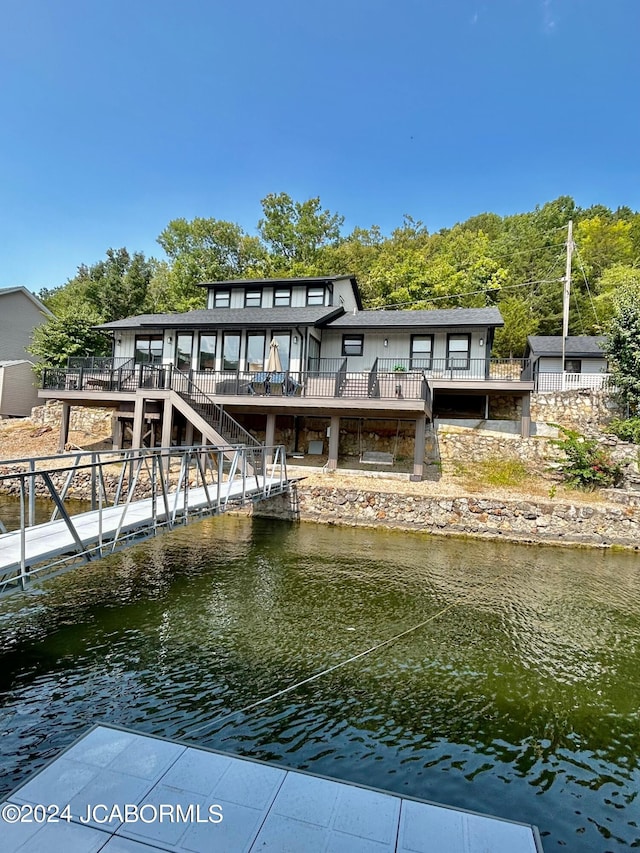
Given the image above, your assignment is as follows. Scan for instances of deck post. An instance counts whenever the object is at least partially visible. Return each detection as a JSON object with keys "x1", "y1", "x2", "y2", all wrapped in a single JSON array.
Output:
[
  {"x1": 161, "y1": 399, "x2": 173, "y2": 450},
  {"x1": 131, "y1": 396, "x2": 145, "y2": 449},
  {"x1": 58, "y1": 403, "x2": 71, "y2": 453},
  {"x1": 521, "y1": 392, "x2": 531, "y2": 438},
  {"x1": 410, "y1": 415, "x2": 426, "y2": 481},
  {"x1": 327, "y1": 415, "x2": 340, "y2": 470},
  {"x1": 184, "y1": 420, "x2": 194, "y2": 447},
  {"x1": 265, "y1": 413, "x2": 276, "y2": 465}
]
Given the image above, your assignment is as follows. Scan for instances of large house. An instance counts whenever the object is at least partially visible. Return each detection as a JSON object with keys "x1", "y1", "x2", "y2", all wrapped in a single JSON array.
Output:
[
  {"x1": 525, "y1": 336, "x2": 611, "y2": 393},
  {"x1": 0, "y1": 287, "x2": 52, "y2": 417},
  {"x1": 40, "y1": 276, "x2": 534, "y2": 478}
]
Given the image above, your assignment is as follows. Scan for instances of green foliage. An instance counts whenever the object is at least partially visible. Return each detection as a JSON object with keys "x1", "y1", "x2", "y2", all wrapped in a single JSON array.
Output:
[
  {"x1": 39, "y1": 247, "x2": 153, "y2": 323},
  {"x1": 608, "y1": 417, "x2": 640, "y2": 444},
  {"x1": 492, "y1": 296, "x2": 538, "y2": 358},
  {"x1": 157, "y1": 218, "x2": 266, "y2": 311},
  {"x1": 28, "y1": 305, "x2": 110, "y2": 369},
  {"x1": 477, "y1": 458, "x2": 530, "y2": 488},
  {"x1": 550, "y1": 426, "x2": 622, "y2": 490},
  {"x1": 37, "y1": 192, "x2": 640, "y2": 345},
  {"x1": 603, "y1": 280, "x2": 640, "y2": 412},
  {"x1": 258, "y1": 192, "x2": 343, "y2": 272}
]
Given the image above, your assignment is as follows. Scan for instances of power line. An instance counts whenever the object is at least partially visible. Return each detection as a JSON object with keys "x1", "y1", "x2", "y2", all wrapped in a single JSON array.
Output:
[
  {"x1": 574, "y1": 246, "x2": 601, "y2": 328},
  {"x1": 371, "y1": 278, "x2": 563, "y2": 310}
]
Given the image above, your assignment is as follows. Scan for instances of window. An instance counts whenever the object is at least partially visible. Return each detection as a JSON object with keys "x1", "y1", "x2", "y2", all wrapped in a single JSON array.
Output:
[
  {"x1": 246, "y1": 332, "x2": 265, "y2": 369},
  {"x1": 214, "y1": 289, "x2": 231, "y2": 308},
  {"x1": 175, "y1": 334, "x2": 193, "y2": 371},
  {"x1": 222, "y1": 332, "x2": 241, "y2": 370},
  {"x1": 342, "y1": 334, "x2": 364, "y2": 357},
  {"x1": 198, "y1": 334, "x2": 216, "y2": 370},
  {"x1": 410, "y1": 335, "x2": 434, "y2": 369},
  {"x1": 306, "y1": 286, "x2": 325, "y2": 306},
  {"x1": 245, "y1": 290, "x2": 262, "y2": 308},
  {"x1": 446, "y1": 334, "x2": 471, "y2": 369},
  {"x1": 273, "y1": 287, "x2": 291, "y2": 307},
  {"x1": 134, "y1": 335, "x2": 163, "y2": 364},
  {"x1": 564, "y1": 359, "x2": 582, "y2": 373}
]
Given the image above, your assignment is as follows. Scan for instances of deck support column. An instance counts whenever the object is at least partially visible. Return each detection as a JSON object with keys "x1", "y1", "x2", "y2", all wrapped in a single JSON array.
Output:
[
  {"x1": 112, "y1": 416, "x2": 123, "y2": 451},
  {"x1": 521, "y1": 392, "x2": 531, "y2": 438},
  {"x1": 265, "y1": 413, "x2": 276, "y2": 465},
  {"x1": 58, "y1": 403, "x2": 71, "y2": 453},
  {"x1": 410, "y1": 415, "x2": 426, "y2": 481},
  {"x1": 161, "y1": 399, "x2": 173, "y2": 449},
  {"x1": 184, "y1": 421, "x2": 194, "y2": 447},
  {"x1": 131, "y1": 396, "x2": 145, "y2": 449},
  {"x1": 327, "y1": 415, "x2": 340, "y2": 471}
]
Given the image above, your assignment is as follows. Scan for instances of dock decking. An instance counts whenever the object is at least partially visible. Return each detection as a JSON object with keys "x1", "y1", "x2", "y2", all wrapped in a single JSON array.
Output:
[{"x1": 2, "y1": 724, "x2": 542, "y2": 852}]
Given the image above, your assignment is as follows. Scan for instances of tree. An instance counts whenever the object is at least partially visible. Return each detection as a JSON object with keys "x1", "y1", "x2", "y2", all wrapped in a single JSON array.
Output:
[
  {"x1": 157, "y1": 218, "x2": 265, "y2": 310},
  {"x1": 603, "y1": 280, "x2": 640, "y2": 413},
  {"x1": 38, "y1": 248, "x2": 153, "y2": 323},
  {"x1": 258, "y1": 192, "x2": 344, "y2": 272},
  {"x1": 492, "y1": 296, "x2": 538, "y2": 358},
  {"x1": 28, "y1": 305, "x2": 110, "y2": 370}
]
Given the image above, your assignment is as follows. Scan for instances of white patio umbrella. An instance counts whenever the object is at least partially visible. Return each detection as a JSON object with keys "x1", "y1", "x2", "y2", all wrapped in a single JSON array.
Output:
[{"x1": 266, "y1": 339, "x2": 282, "y2": 372}]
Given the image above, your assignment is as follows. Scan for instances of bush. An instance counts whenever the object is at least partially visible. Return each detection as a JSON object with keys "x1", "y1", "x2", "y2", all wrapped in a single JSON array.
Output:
[
  {"x1": 608, "y1": 417, "x2": 640, "y2": 445},
  {"x1": 550, "y1": 426, "x2": 622, "y2": 490}
]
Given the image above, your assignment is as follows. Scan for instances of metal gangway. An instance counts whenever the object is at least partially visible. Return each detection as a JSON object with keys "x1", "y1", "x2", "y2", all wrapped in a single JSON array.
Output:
[{"x1": 0, "y1": 443, "x2": 290, "y2": 596}]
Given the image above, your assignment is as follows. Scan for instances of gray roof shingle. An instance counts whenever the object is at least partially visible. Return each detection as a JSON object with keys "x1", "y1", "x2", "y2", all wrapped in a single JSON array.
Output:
[
  {"x1": 97, "y1": 306, "x2": 344, "y2": 331},
  {"x1": 330, "y1": 307, "x2": 504, "y2": 329},
  {"x1": 526, "y1": 335, "x2": 607, "y2": 357}
]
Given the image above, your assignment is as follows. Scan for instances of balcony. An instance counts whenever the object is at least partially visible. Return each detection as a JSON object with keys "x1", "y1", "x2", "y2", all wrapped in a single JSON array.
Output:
[{"x1": 41, "y1": 357, "x2": 532, "y2": 403}]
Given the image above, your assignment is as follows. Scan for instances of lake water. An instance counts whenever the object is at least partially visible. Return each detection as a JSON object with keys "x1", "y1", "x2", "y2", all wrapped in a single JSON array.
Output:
[{"x1": 0, "y1": 514, "x2": 639, "y2": 852}]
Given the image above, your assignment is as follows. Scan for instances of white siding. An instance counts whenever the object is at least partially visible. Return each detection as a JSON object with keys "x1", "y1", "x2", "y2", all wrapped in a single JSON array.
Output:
[
  {"x1": 537, "y1": 356, "x2": 608, "y2": 374},
  {"x1": 319, "y1": 329, "x2": 489, "y2": 366},
  {"x1": 0, "y1": 362, "x2": 39, "y2": 417},
  {"x1": 0, "y1": 291, "x2": 49, "y2": 361}
]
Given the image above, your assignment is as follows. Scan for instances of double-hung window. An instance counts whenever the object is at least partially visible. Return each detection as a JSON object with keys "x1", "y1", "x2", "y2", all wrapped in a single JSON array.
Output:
[
  {"x1": 306, "y1": 286, "x2": 325, "y2": 306},
  {"x1": 341, "y1": 334, "x2": 364, "y2": 357},
  {"x1": 446, "y1": 334, "x2": 471, "y2": 369},
  {"x1": 214, "y1": 289, "x2": 231, "y2": 308},
  {"x1": 245, "y1": 290, "x2": 262, "y2": 308},
  {"x1": 410, "y1": 335, "x2": 434, "y2": 369},
  {"x1": 273, "y1": 288, "x2": 291, "y2": 307}
]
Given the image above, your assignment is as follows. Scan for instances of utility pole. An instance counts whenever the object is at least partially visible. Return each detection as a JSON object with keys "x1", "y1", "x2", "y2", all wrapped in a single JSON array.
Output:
[{"x1": 561, "y1": 220, "x2": 574, "y2": 391}]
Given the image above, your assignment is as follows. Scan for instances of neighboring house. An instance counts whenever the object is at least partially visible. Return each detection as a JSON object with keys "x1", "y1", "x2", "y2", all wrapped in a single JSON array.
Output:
[
  {"x1": 0, "y1": 360, "x2": 39, "y2": 417},
  {"x1": 39, "y1": 276, "x2": 534, "y2": 478},
  {"x1": 0, "y1": 287, "x2": 52, "y2": 417},
  {"x1": 525, "y1": 336, "x2": 611, "y2": 393}
]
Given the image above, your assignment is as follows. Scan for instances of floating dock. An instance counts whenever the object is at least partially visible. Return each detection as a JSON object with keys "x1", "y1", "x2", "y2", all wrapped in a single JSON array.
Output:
[{"x1": 3, "y1": 724, "x2": 542, "y2": 852}]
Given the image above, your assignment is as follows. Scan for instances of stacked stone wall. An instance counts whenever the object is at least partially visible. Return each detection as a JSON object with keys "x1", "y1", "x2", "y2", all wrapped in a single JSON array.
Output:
[
  {"x1": 253, "y1": 485, "x2": 640, "y2": 549},
  {"x1": 30, "y1": 401, "x2": 114, "y2": 435}
]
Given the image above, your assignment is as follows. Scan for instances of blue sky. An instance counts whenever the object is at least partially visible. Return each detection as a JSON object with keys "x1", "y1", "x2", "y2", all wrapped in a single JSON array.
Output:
[{"x1": 1, "y1": 0, "x2": 638, "y2": 291}]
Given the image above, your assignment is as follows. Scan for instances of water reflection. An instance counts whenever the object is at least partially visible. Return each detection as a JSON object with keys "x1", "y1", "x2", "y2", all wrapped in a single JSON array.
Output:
[{"x1": 0, "y1": 516, "x2": 638, "y2": 852}]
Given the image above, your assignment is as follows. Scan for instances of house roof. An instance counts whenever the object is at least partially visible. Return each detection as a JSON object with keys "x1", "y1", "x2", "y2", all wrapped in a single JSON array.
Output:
[
  {"x1": 0, "y1": 286, "x2": 54, "y2": 316},
  {"x1": 197, "y1": 275, "x2": 364, "y2": 310},
  {"x1": 526, "y1": 335, "x2": 607, "y2": 358},
  {"x1": 330, "y1": 307, "x2": 504, "y2": 329},
  {"x1": 97, "y1": 306, "x2": 345, "y2": 331}
]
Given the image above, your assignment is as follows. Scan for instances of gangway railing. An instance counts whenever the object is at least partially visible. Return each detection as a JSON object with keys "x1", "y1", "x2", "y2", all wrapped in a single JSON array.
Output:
[{"x1": 0, "y1": 443, "x2": 288, "y2": 596}]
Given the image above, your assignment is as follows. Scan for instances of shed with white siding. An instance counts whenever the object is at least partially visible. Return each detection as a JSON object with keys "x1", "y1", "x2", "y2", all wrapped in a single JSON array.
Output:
[{"x1": 0, "y1": 360, "x2": 39, "y2": 417}]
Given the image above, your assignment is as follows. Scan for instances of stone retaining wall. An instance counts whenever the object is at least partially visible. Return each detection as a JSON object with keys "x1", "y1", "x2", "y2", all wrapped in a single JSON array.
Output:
[
  {"x1": 531, "y1": 388, "x2": 621, "y2": 434},
  {"x1": 253, "y1": 484, "x2": 640, "y2": 549},
  {"x1": 30, "y1": 401, "x2": 114, "y2": 434}
]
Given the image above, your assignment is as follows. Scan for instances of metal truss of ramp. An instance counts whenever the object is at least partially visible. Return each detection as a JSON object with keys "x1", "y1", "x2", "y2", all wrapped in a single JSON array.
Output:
[{"x1": 0, "y1": 444, "x2": 289, "y2": 596}]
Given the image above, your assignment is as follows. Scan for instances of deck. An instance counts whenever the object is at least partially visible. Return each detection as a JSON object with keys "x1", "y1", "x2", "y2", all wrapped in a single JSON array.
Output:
[{"x1": 2, "y1": 724, "x2": 543, "y2": 852}]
